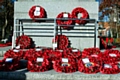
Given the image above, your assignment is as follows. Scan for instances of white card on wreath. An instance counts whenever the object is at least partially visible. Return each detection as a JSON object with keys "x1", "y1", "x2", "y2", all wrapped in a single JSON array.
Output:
[
  {"x1": 82, "y1": 58, "x2": 90, "y2": 63},
  {"x1": 16, "y1": 45, "x2": 20, "y2": 49},
  {"x1": 62, "y1": 58, "x2": 68, "y2": 63},
  {"x1": 35, "y1": 48, "x2": 42, "y2": 51},
  {"x1": 34, "y1": 7, "x2": 40, "y2": 16},
  {"x1": 5, "y1": 58, "x2": 13, "y2": 62},
  {"x1": 63, "y1": 13, "x2": 68, "y2": 18},
  {"x1": 104, "y1": 64, "x2": 112, "y2": 68},
  {"x1": 13, "y1": 49, "x2": 19, "y2": 52},
  {"x1": 72, "y1": 49, "x2": 78, "y2": 52},
  {"x1": 109, "y1": 53, "x2": 117, "y2": 57},
  {"x1": 37, "y1": 58, "x2": 43, "y2": 62},
  {"x1": 53, "y1": 43, "x2": 57, "y2": 47}
]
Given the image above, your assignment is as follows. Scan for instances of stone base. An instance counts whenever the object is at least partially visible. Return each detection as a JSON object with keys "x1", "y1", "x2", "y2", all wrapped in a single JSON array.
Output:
[{"x1": 0, "y1": 69, "x2": 120, "y2": 80}]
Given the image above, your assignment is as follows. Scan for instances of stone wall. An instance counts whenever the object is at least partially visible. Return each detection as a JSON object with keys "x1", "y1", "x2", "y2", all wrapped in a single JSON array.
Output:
[{"x1": 14, "y1": 0, "x2": 99, "y2": 50}]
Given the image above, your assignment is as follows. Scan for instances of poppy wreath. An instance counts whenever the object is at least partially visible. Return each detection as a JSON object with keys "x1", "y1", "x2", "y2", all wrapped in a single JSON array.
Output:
[
  {"x1": 46, "y1": 50, "x2": 62, "y2": 63},
  {"x1": 100, "y1": 63, "x2": 119, "y2": 74},
  {"x1": 100, "y1": 37, "x2": 116, "y2": 49},
  {"x1": 27, "y1": 56, "x2": 51, "y2": 72},
  {"x1": 16, "y1": 35, "x2": 31, "y2": 49},
  {"x1": 56, "y1": 12, "x2": 74, "y2": 30},
  {"x1": 71, "y1": 7, "x2": 89, "y2": 24},
  {"x1": 78, "y1": 57, "x2": 100, "y2": 74},
  {"x1": 0, "y1": 58, "x2": 20, "y2": 71},
  {"x1": 53, "y1": 56, "x2": 77, "y2": 73},
  {"x1": 4, "y1": 49, "x2": 23, "y2": 59},
  {"x1": 57, "y1": 48, "x2": 81, "y2": 61},
  {"x1": 82, "y1": 47, "x2": 101, "y2": 58},
  {"x1": 99, "y1": 49, "x2": 120, "y2": 64},
  {"x1": 29, "y1": 5, "x2": 46, "y2": 19},
  {"x1": 23, "y1": 49, "x2": 36, "y2": 60},
  {"x1": 54, "y1": 35, "x2": 69, "y2": 50}
]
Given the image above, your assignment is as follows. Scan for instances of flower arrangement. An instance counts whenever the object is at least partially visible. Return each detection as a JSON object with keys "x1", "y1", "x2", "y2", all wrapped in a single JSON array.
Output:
[
  {"x1": 54, "y1": 35, "x2": 69, "y2": 50},
  {"x1": 29, "y1": 5, "x2": 46, "y2": 19},
  {"x1": 53, "y1": 56, "x2": 77, "y2": 73},
  {"x1": 27, "y1": 57, "x2": 51, "y2": 72},
  {"x1": 82, "y1": 47, "x2": 101, "y2": 58},
  {"x1": 0, "y1": 58, "x2": 20, "y2": 71},
  {"x1": 16, "y1": 35, "x2": 32, "y2": 49},
  {"x1": 4, "y1": 49, "x2": 23, "y2": 59},
  {"x1": 56, "y1": 12, "x2": 74, "y2": 30},
  {"x1": 78, "y1": 57, "x2": 100, "y2": 74},
  {"x1": 71, "y1": 7, "x2": 89, "y2": 24}
]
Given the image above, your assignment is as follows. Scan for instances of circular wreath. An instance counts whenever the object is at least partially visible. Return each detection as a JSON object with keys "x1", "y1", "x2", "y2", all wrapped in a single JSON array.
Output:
[
  {"x1": 23, "y1": 49, "x2": 36, "y2": 60},
  {"x1": 100, "y1": 63, "x2": 119, "y2": 74},
  {"x1": 78, "y1": 57, "x2": 100, "y2": 74},
  {"x1": 82, "y1": 47, "x2": 101, "y2": 58},
  {"x1": 16, "y1": 35, "x2": 31, "y2": 49},
  {"x1": 53, "y1": 56, "x2": 77, "y2": 73},
  {"x1": 54, "y1": 35, "x2": 69, "y2": 50},
  {"x1": 57, "y1": 48, "x2": 81, "y2": 61},
  {"x1": 99, "y1": 49, "x2": 120, "y2": 63},
  {"x1": 29, "y1": 5, "x2": 46, "y2": 19},
  {"x1": 0, "y1": 58, "x2": 20, "y2": 71},
  {"x1": 71, "y1": 7, "x2": 89, "y2": 24},
  {"x1": 56, "y1": 12, "x2": 74, "y2": 30},
  {"x1": 4, "y1": 49, "x2": 23, "y2": 59},
  {"x1": 27, "y1": 57, "x2": 51, "y2": 72}
]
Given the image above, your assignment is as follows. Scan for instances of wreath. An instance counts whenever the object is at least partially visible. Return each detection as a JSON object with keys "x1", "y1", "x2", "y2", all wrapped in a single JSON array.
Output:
[
  {"x1": 78, "y1": 57, "x2": 100, "y2": 74},
  {"x1": 82, "y1": 47, "x2": 101, "y2": 58},
  {"x1": 71, "y1": 7, "x2": 89, "y2": 24},
  {"x1": 4, "y1": 49, "x2": 23, "y2": 59},
  {"x1": 56, "y1": 12, "x2": 74, "y2": 30},
  {"x1": 99, "y1": 49, "x2": 120, "y2": 64},
  {"x1": 29, "y1": 5, "x2": 46, "y2": 20},
  {"x1": 54, "y1": 35, "x2": 69, "y2": 50},
  {"x1": 16, "y1": 35, "x2": 32, "y2": 49},
  {"x1": 0, "y1": 58, "x2": 20, "y2": 71},
  {"x1": 53, "y1": 56, "x2": 77, "y2": 73},
  {"x1": 27, "y1": 57, "x2": 51, "y2": 72},
  {"x1": 100, "y1": 63, "x2": 119, "y2": 74}
]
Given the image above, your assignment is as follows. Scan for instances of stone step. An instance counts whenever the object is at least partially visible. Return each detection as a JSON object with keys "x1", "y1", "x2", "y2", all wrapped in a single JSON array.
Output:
[
  {"x1": 0, "y1": 69, "x2": 120, "y2": 80},
  {"x1": 0, "y1": 46, "x2": 11, "y2": 57}
]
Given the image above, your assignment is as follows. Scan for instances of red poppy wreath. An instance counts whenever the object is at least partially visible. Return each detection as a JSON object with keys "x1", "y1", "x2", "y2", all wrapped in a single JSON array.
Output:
[
  {"x1": 99, "y1": 49, "x2": 120, "y2": 64},
  {"x1": 78, "y1": 57, "x2": 100, "y2": 74},
  {"x1": 4, "y1": 49, "x2": 23, "y2": 59},
  {"x1": 16, "y1": 35, "x2": 31, "y2": 49},
  {"x1": 56, "y1": 12, "x2": 74, "y2": 30},
  {"x1": 100, "y1": 63, "x2": 119, "y2": 74},
  {"x1": 54, "y1": 35, "x2": 69, "y2": 50},
  {"x1": 29, "y1": 5, "x2": 46, "y2": 19},
  {"x1": 0, "y1": 58, "x2": 20, "y2": 71},
  {"x1": 27, "y1": 57, "x2": 51, "y2": 72},
  {"x1": 53, "y1": 56, "x2": 77, "y2": 73},
  {"x1": 82, "y1": 47, "x2": 101, "y2": 58},
  {"x1": 71, "y1": 7, "x2": 89, "y2": 24}
]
